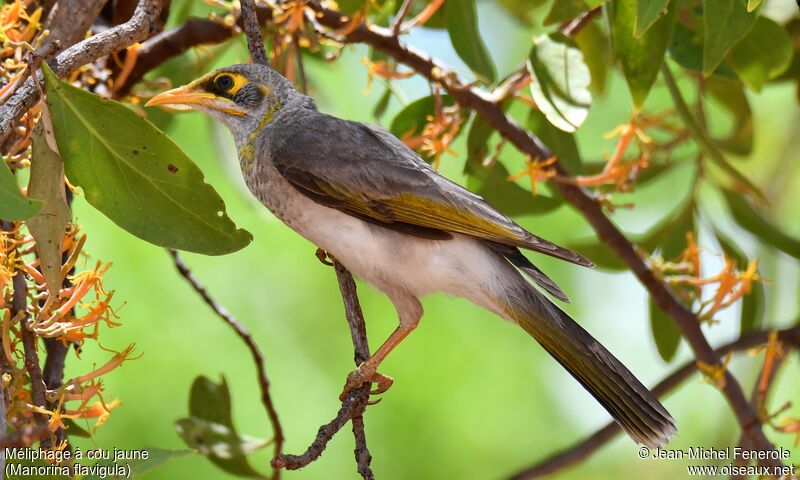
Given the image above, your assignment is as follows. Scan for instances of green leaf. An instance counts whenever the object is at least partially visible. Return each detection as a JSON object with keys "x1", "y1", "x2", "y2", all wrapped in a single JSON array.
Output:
[
  {"x1": 498, "y1": 0, "x2": 549, "y2": 24},
  {"x1": 705, "y1": 76, "x2": 753, "y2": 155},
  {"x1": 722, "y1": 189, "x2": 800, "y2": 260},
  {"x1": 649, "y1": 297, "x2": 681, "y2": 362},
  {"x1": 726, "y1": 17, "x2": 793, "y2": 92},
  {"x1": 445, "y1": 0, "x2": 496, "y2": 83},
  {"x1": 190, "y1": 375, "x2": 234, "y2": 427},
  {"x1": 527, "y1": 33, "x2": 592, "y2": 132},
  {"x1": 389, "y1": 95, "x2": 455, "y2": 138},
  {"x1": 610, "y1": 0, "x2": 677, "y2": 109},
  {"x1": 712, "y1": 227, "x2": 765, "y2": 334},
  {"x1": 574, "y1": 20, "x2": 610, "y2": 96},
  {"x1": 635, "y1": 0, "x2": 672, "y2": 38},
  {"x1": 527, "y1": 110, "x2": 582, "y2": 174},
  {"x1": 544, "y1": 0, "x2": 589, "y2": 25},
  {"x1": 27, "y1": 123, "x2": 71, "y2": 299},
  {"x1": 668, "y1": 21, "x2": 737, "y2": 78},
  {"x1": 0, "y1": 159, "x2": 42, "y2": 221},
  {"x1": 702, "y1": 0, "x2": 759, "y2": 77},
  {"x1": 42, "y1": 63, "x2": 252, "y2": 256},
  {"x1": 176, "y1": 418, "x2": 270, "y2": 478},
  {"x1": 372, "y1": 88, "x2": 392, "y2": 120},
  {"x1": 465, "y1": 113, "x2": 494, "y2": 172},
  {"x1": 746, "y1": 0, "x2": 763, "y2": 11},
  {"x1": 182, "y1": 376, "x2": 268, "y2": 479}
]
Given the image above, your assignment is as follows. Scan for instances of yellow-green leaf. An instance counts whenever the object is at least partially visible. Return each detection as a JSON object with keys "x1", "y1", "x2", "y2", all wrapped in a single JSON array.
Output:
[
  {"x1": 702, "y1": 0, "x2": 759, "y2": 77},
  {"x1": 27, "y1": 123, "x2": 71, "y2": 298},
  {"x1": 445, "y1": 0, "x2": 496, "y2": 83},
  {"x1": 727, "y1": 17, "x2": 793, "y2": 92},
  {"x1": 722, "y1": 189, "x2": 800, "y2": 260},
  {"x1": 635, "y1": 0, "x2": 672, "y2": 38},
  {"x1": 42, "y1": 64, "x2": 251, "y2": 256},
  {"x1": 0, "y1": 160, "x2": 42, "y2": 221},
  {"x1": 527, "y1": 34, "x2": 592, "y2": 132},
  {"x1": 610, "y1": 0, "x2": 677, "y2": 109},
  {"x1": 574, "y1": 20, "x2": 611, "y2": 96}
]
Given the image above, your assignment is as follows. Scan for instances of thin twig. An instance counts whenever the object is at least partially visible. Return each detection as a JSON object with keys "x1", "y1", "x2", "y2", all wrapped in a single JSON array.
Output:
[
  {"x1": 168, "y1": 249, "x2": 284, "y2": 479},
  {"x1": 561, "y1": 7, "x2": 601, "y2": 37},
  {"x1": 391, "y1": 0, "x2": 413, "y2": 35},
  {"x1": 272, "y1": 261, "x2": 374, "y2": 479},
  {"x1": 661, "y1": 64, "x2": 765, "y2": 202},
  {"x1": 510, "y1": 324, "x2": 800, "y2": 479},
  {"x1": 333, "y1": 261, "x2": 374, "y2": 480},
  {"x1": 240, "y1": 0, "x2": 270, "y2": 66}
]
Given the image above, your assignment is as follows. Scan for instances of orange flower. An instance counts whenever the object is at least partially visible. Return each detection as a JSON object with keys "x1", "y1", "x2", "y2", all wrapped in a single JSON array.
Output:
[{"x1": 508, "y1": 156, "x2": 558, "y2": 196}]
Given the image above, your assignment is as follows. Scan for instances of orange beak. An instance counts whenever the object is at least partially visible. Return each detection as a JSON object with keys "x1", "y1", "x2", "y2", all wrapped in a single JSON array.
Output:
[{"x1": 145, "y1": 86, "x2": 247, "y2": 116}]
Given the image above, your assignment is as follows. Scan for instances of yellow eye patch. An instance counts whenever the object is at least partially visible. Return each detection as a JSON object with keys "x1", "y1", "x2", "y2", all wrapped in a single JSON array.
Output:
[{"x1": 212, "y1": 72, "x2": 248, "y2": 95}]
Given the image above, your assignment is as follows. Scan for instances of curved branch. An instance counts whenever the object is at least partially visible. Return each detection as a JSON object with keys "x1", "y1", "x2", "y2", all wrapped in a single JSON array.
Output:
[
  {"x1": 510, "y1": 324, "x2": 800, "y2": 479},
  {"x1": 272, "y1": 260, "x2": 374, "y2": 479},
  {"x1": 168, "y1": 250, "x2": 284, "y2": 479}
]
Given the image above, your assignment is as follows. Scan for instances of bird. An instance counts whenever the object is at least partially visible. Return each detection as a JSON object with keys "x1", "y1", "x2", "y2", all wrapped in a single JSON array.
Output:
[{"x1": 147, "y1": 63, "x2": 676, "y2": 448}]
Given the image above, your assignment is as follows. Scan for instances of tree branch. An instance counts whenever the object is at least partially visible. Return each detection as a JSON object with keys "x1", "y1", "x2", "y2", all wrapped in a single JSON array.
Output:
[
  {"x1": 239, "y1": 0, "x2": 270, "y2": 66},
  {"x1": 0, "y1": 0, "x2": 168, "y2": 145},
  {"x1": 168, "y1": 249, "x2": 284, "y2": 479},
  {"x1": 272, "y1": 260, "x2": 374, "y2": 479},
  {"x1": 510, "y1": 324, "x2": 800, "y2": 479}
]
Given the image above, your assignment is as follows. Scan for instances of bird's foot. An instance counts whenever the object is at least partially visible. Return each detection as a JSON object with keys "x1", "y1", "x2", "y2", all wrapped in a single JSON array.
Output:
[
  {"x1": 315, "y1": 248, "x2": 334, "y2": 266},
  {"x1": 340, "y1": 363, "x2": 393, "y2": 401}
]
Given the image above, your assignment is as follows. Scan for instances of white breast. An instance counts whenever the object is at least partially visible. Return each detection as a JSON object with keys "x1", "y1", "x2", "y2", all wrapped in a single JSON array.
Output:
[{"x1": 242, "y1": 161, "x2": 506, "y2": 315}]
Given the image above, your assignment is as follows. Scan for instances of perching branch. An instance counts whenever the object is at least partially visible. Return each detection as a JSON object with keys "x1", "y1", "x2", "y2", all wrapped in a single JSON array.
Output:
[
  {"x1": 271, "y1": 259, "x2": 374, "y2": 479},
  {"x1": 168, "y1": 250, "x2": 284, "y2": 479},
  {"x1": 510, "y1": 324, "x2": 800, "y2": 479},
  {"x1": 0, "y1": 0, "x2": 168, "y2": 145}
]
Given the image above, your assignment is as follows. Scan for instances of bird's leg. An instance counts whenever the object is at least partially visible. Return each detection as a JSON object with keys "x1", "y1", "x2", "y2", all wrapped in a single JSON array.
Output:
[{"x1": 340, "y1": 295, "x2": 422, "y2": 400}]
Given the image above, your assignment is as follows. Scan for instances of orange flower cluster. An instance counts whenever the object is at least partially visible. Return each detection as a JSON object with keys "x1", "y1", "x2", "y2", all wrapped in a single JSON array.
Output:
[
  {"x1": 571, "y1": 113, "x2": 687, "y2": 193},
  {"x1": 1, "y1": 223, "x2": 134, "y2": 439},
  {"x1": 400, "y1": 97, "x2": 463, "y2": 171},
  {"x1": 654, "y1": 233, "x2": 761, "y2": 324}
]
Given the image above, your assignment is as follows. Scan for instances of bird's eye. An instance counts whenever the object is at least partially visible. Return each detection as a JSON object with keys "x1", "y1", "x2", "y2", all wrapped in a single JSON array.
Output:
[{"x1": 215, "y1": 74, "x2": 235, "y2": 91}]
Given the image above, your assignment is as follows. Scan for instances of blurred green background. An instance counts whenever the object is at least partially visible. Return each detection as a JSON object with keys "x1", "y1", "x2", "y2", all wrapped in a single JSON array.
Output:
[{"x1": 58, "y1": 1, "x2": 799, "y2": 479}]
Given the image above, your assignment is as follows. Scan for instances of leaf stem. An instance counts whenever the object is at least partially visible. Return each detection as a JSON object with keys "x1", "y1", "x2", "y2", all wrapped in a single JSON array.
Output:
[{"x1": 661, "y1": 64, "x2": 766, "y2": 203}]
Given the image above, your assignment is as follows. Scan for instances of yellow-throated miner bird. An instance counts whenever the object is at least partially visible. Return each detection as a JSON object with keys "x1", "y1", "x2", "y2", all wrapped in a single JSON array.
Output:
[{"x1": 147, "y1": 64, "x2": 676, "y2": 447}]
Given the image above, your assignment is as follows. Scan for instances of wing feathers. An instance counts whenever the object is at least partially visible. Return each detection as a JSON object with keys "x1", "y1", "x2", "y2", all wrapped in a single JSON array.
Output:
[{"x1": 269, "y1": 114, "x2": 592, "y2": 267}]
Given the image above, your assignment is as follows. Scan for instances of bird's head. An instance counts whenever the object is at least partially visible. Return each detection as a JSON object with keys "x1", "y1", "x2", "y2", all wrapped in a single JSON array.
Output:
[{"x1": 146, "y1": 64, "x2": 295, "y2": 143}]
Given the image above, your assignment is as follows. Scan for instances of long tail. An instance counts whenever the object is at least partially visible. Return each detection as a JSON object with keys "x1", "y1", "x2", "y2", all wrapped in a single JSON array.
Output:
[{"x1": 498, "y1": 272, "x2": 676, "y2": 447}]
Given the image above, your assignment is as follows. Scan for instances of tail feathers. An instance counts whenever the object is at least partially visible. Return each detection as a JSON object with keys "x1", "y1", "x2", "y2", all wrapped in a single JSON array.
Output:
[
  {"x1": 504, "y1": 280, "x2": 676, "y2": 447},
  {"x1": 487, "y1": 242, "x2": 570, "y2": 302}
]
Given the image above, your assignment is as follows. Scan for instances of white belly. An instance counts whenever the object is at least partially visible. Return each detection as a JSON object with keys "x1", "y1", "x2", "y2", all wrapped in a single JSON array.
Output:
[{"x1": 243, "y1": 163, "x2": 505, "y2": 313}]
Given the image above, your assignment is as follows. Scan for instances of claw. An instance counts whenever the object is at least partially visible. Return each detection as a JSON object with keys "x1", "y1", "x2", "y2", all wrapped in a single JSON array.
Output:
[
  {"x1": 340, "y1": 362, "x2": 394, "y2": 400},
  {"x1": 315, "y1": 248, "x2": 334, "y2": 266}
]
